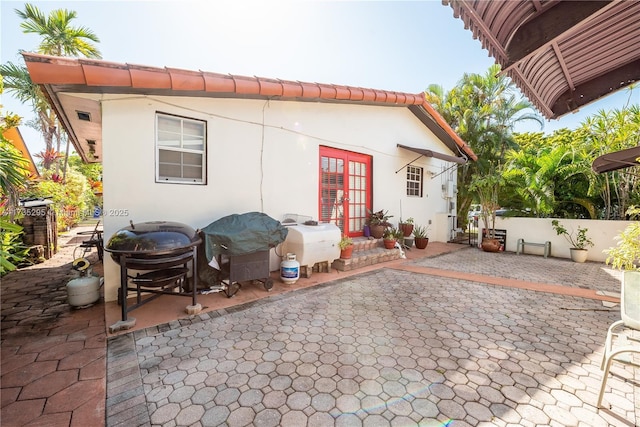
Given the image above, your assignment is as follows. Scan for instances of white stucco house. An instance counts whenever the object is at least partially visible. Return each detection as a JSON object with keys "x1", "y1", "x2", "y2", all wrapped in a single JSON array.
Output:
[{"x1": 23, "y1": 53, "x2": 476, "y2": 302}]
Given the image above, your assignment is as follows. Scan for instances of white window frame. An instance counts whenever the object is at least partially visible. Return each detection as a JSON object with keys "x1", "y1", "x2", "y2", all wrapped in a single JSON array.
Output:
[
  {"x1": 156, "y1": 112, "x2": 207, "y2": 184},
  {"x1": 406, "y1": 165, "x2": 423, "y2": 197}
]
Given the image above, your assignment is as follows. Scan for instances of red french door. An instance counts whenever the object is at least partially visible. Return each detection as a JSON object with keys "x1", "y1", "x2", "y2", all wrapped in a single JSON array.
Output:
[{"x1": 319, "y1": 146, "x2": 372, "y2": 236}]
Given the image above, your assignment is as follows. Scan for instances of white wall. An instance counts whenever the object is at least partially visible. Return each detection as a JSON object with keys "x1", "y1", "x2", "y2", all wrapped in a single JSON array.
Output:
[
  {"x1": 99, "y1": 95, "x2": 460, "y2": 301},
  {"x1": 479, "y1": 216, "x2": 634, "y2": 262}
]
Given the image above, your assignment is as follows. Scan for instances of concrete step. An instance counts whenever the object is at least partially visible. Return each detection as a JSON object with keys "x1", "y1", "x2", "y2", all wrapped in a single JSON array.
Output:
[{"x1": 333, "y1": 237, "x2": 403, "y2": 272}]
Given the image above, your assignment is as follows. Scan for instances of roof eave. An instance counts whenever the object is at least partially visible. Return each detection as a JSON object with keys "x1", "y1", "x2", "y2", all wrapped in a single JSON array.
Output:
[{"x1": 22, "y1": 52, "x2": 477, "y2": 163}]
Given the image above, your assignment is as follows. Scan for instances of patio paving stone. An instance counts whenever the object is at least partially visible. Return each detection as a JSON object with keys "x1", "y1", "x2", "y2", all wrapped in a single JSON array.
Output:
[{"x1": 2, "y1": 224, "x2": 639, "y2": 426}]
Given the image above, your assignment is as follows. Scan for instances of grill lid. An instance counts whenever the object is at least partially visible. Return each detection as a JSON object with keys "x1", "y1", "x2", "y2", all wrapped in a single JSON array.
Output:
[{"x1": 105, "y1": 221, "x2": 200, "y2": 255}]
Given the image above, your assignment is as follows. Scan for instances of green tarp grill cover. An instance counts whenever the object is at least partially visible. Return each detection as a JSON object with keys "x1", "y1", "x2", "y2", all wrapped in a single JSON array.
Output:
[{"x1": 202, "y1": 212, "x2": 288, "y2": 260}]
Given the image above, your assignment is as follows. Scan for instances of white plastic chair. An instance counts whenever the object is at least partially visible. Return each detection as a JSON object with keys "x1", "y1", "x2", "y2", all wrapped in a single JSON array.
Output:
[{"x1": 597, "y1": 271, "x2": 640, "y2": 408}]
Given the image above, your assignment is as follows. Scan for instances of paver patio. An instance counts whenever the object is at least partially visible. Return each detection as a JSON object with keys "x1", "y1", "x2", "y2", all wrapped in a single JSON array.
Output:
[
  {"x1": 107, "y1": 248, "x2": 637, "y2": 427},
  {"x1": 2, "y1": 226, "x2": 638, "y2": 426}
]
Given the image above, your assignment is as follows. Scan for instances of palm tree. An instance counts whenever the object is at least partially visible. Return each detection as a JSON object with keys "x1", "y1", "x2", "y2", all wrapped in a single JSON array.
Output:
[
  {"x1": 425, "y1": 64, "x2": 543, "y2": 231},
  {"x1": 582, "y1": 105, "x2": 640, "y2": 219},
  {"x1": 1, "y1": 3, "x2": 101, "y2": 170},
  {"x1": 16, "y1": 4, "x2": 101, "y2": 58},
  {"x1": 0, "y1": 62, "x2": 61, "y2": 170}
]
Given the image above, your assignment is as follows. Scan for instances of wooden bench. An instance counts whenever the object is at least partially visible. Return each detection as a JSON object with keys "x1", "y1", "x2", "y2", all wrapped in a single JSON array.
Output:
[{"x1": 516, "y1": 239, "x2": 551, "y2": 258}]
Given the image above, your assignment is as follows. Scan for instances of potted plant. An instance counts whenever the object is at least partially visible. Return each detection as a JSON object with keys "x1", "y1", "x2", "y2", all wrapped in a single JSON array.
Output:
[
  {"x1": 382, "y1": 227, "x2": 401, "y2": 249},
  {"x1": 604, "y1": 217, "x2": 640, "y2": 302},
  {"x1": 413, "y1": 224, "x2": 430, "y2": 249},
  {"x1": 470, "y1": 173, "x2": 502, "y2": 252},
  {"x1": 399, "y1": 217, "x2": 414, "y2": 237},
  {"x1": 367, "y1": 209, "x2": 393, "y2": 239},
  {"x1": 605, "y1": 220, "x2": 640, "y2": 271},
  {"x1": 551, "y1": 219, "x2": 594, "y2": 262},
  {"x1": 338, "y1": 234, "x2": 354, "y2": 259}
]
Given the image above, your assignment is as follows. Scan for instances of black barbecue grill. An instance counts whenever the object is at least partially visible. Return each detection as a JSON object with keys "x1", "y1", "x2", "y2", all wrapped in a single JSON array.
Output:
[{"x1": 105, "y1": 221, "x2": 201, "y2": 322}]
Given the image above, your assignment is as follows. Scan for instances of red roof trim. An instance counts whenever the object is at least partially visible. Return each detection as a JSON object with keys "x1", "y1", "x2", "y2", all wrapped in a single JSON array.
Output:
[{"x1": 21, "y1": 52, "x2": 476, "y2": 160}]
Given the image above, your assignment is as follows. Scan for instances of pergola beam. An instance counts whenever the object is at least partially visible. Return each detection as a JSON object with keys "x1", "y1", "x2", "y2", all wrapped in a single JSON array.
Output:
[
  {"x1": 505, "y1": 1, "x2": 610, "y2": 67},
  {"x1": 550, "y1": 59, "x2": 640, "y2": 118}
]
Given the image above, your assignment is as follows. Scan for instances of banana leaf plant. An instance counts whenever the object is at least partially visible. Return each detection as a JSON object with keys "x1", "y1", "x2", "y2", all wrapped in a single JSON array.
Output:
[{"x1": 0, "y1": 217, "x2": 29, "y2": 275}]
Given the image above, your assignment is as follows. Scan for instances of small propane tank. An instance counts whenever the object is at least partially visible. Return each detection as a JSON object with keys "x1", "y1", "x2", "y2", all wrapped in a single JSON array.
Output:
[
  {"x1": 67, "y1": 258, "x2": 102, "y2": 307},
  {"x1": 280, "y1": 253, "x2": 300, "y2": 285}
]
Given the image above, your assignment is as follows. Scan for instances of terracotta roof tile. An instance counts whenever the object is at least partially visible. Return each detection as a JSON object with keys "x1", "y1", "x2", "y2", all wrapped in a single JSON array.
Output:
[
  {"x1": 82, "y1": 64, "x2": 131, "y2": 87},
  {"x1": 361, "y1": 88, "x2": 376, "y2": 102},
  {"x1": 130, "y1": 67, "x2": 172, "y2": 89},
  {"x1": 279, "y1": 80, "x2": 304, "y2": 98},
  {"x1": 26, "y1": 56, "x2": 86, "y2": 85},
  {"x1": 318, "y1": 84, "x2": 337, "y2": 99},
  {"x1": 21, "y1": 52, "x2": 476, "y2": 161},
  {"x1": 166, "y1": 68, "x2": 205, "y2": 91},
  {"x1": 257, "y1": 77, "x2": 283, "y2": 97},
  {"x1": 202, "y1": 72, "x2": 236, "y2": 93},
  {"x1": 347, "y1": 87, "x2": 364, "y2": 101},
  {"x1": 373, "y1": 89, "x2": 387, "y2": 103},
  {"x1": 300, "y1": 82, "x2": 321, "y2": 98},
  {"x1": 232, "y1": 75, "x2": 260, "y2": 94},
  {"x1": 333, "y1": 85, "x2": 351, "y2": 100}
]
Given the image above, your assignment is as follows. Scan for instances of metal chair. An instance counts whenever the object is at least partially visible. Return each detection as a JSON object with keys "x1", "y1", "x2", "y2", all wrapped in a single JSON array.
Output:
[
  {"x1": 73, "y1": 220, "x2": 104, "y2": 261},
  {"x1": 597, "y1": 271, "x2": 640, "y2": 408}
]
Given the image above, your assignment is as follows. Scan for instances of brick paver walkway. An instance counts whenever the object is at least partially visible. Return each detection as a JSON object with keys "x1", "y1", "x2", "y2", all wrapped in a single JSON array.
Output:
[{"x1": 1, "y1": 224, "x2": 106, "y2": 427}]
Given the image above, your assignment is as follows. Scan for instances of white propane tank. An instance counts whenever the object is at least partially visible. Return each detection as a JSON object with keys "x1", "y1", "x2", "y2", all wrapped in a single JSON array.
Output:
[
  {"x1": 67, "y1": 257, "x2": 102, "y2": 307},
  {"x1": 280, "y1": 253, "x2": 300, "y2": 284},
  {"x1": 67, "y1": 275, "x2": 101, "y2": 307}
]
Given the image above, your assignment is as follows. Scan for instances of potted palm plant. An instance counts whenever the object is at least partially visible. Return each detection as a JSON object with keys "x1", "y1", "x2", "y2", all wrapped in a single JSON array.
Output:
[
  {"x1": 338, "y1": 234, "x2": 354, "y2": 259},
  {"x1": 413, "y1": 224, "x2": 430, "y2": 249},
  {"x1": 551, "y1": 219, "x2": 593, "y2": 262},
  {"x1": 470, "y1": 173, "x2": 502, "y2": 252}
]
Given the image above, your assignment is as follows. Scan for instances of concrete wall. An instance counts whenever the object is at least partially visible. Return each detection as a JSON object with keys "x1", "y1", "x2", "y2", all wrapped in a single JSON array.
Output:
[
  {"x1": 479, "y1": 216, "x2": 634, "y2": 263},
  {"x1": 100, "y1": 95, "x2": 460, "y2": 301}
]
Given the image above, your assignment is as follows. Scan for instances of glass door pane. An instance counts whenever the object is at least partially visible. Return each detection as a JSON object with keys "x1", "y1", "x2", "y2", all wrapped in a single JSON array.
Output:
[{"x1": 319, "y1": 146, "x2": 371, "y2": 236}]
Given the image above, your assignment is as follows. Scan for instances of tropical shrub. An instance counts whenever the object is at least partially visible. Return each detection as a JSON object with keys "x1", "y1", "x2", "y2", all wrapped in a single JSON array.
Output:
[
  {"x1": 0, "y1": 216, "x2": 30, "y2": 275},
  {"x1": 25, "y1": 167, "x2": 94, "y2": 230}
]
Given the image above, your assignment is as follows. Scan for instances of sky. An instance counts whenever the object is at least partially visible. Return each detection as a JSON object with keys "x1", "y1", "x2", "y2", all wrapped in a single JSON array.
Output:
[{"x1": 1, "y1": 0, "x2": 637, "y2": 156}]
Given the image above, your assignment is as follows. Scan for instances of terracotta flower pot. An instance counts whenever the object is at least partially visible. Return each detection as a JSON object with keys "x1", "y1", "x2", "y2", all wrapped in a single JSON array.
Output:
[
  {"x1": 340, "y1": 245, "x2": 354, "y2": 259},
  {"x1": 481, "y1": 238, "x2": 501, "y2": 252},
  {"x1": 383, "y1": 239, "x2": 396, "y2": 249},
  {"x1": 370, "y1": 224, "x2": 385, "y2": 239},
  {"x1": 414, "y1": 237, "x2": 429, "y2": 249},
  {"x1": 400, "y1": 223, "x2": 414, "y2": 237}
]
